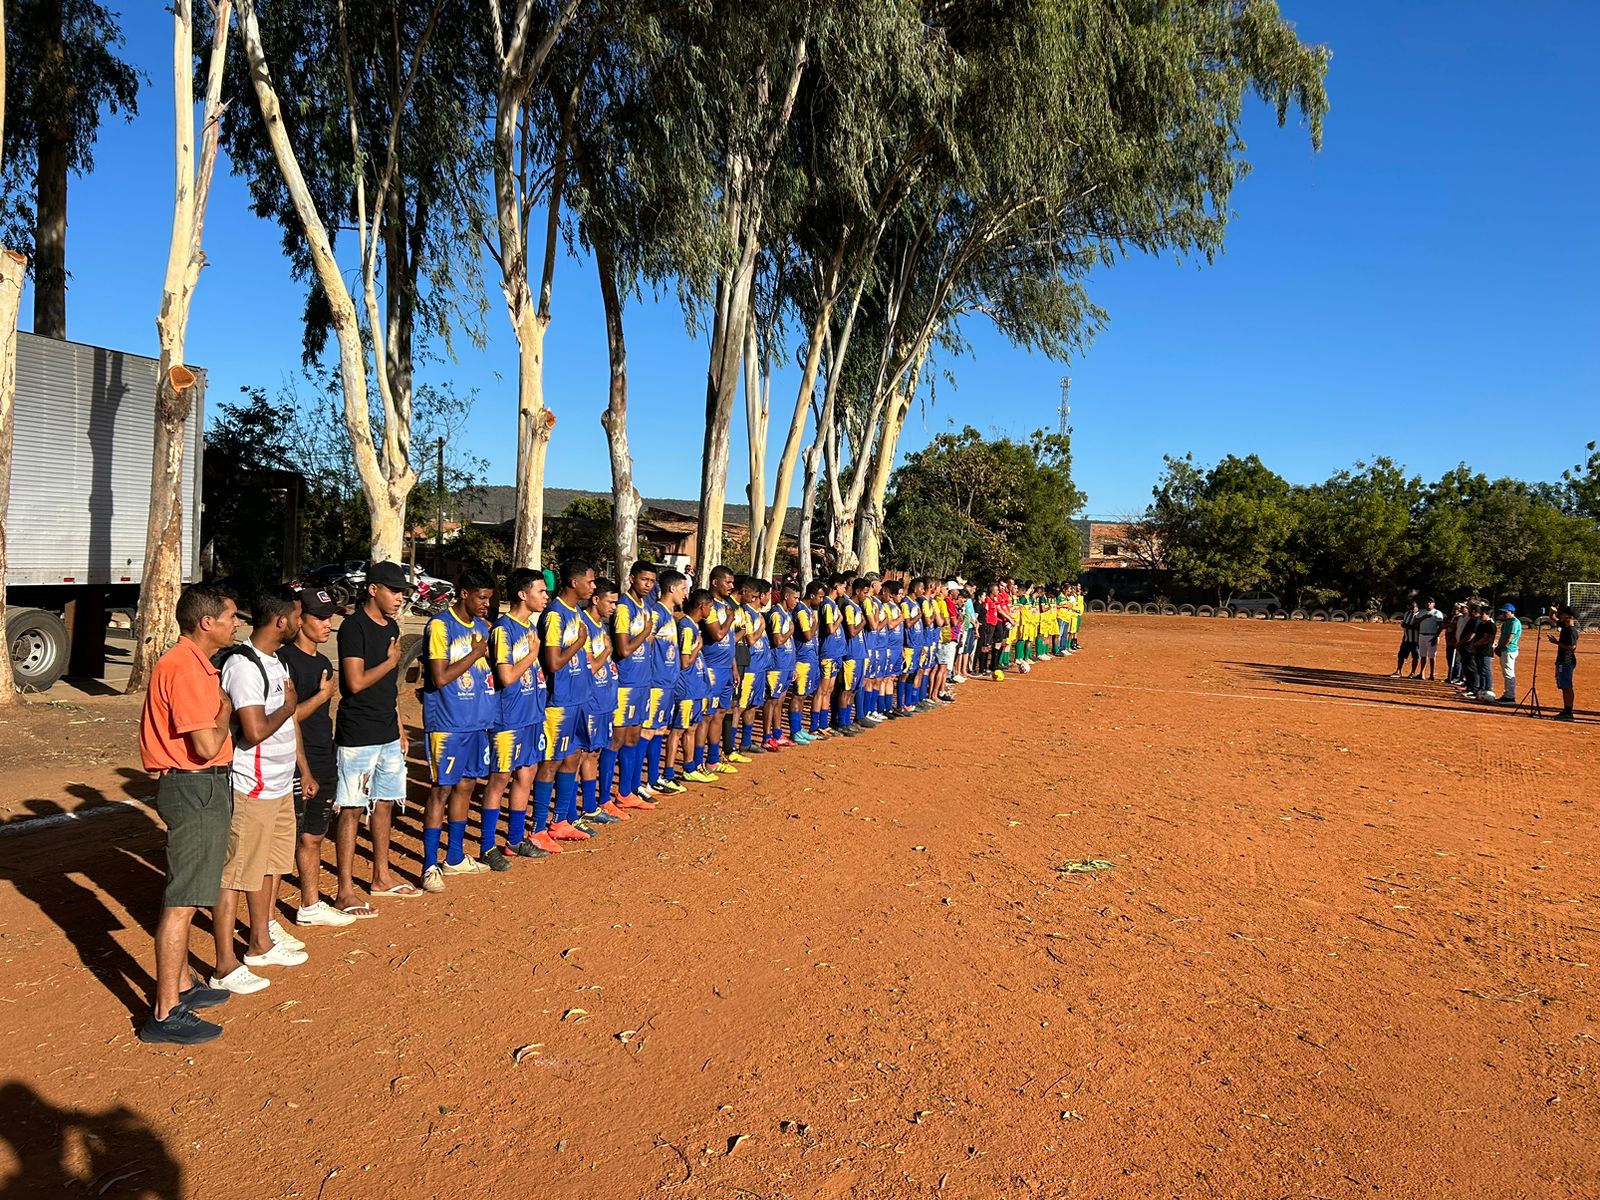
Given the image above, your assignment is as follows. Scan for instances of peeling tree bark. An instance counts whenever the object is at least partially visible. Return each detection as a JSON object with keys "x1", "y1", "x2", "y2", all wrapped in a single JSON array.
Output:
[
  {"x1": 0, "y1": 250, "x2": 25, "y2": 704},
  {"x1": 127, "y1": 0, "x2": 231, "y2": 694},
  {"x1": 855, "y1": 340, "x2": 930, "y2": 573},
  {"x1": 594, "y1": 237, "x2": 639, "y2": 577},
  {"x1": 237, "y1": 0, "x2": 412, "y2": 560}
]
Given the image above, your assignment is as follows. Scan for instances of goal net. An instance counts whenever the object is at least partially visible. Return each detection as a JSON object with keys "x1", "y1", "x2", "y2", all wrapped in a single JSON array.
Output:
[{"x1": 1568, "y1": 582, "x2": 1600, "y2": 631}]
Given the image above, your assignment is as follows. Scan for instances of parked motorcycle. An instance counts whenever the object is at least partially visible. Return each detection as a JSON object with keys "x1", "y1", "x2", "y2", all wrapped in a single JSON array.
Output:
[{"x1": 408, "y1": 578, "x2": 456, "y2": 617}]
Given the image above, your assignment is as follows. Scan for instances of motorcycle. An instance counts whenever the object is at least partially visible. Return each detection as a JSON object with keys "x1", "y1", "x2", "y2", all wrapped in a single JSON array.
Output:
[{"x1": 408, "y1": 578, "x2": 456, "y2": 617}]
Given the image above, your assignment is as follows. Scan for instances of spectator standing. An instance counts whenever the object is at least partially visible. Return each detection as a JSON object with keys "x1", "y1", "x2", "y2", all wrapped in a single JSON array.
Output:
[
  {"x1": 279, "y1": 588, "x2": 358, "y2": 924},
  {"x1": 137, "y1": 584, "x2": 240, "y2": 1044},
  {"x1": 1494, "y1": 604, "x2": 1522, "y2": 703},
  {"x1": 1550, "y1": 606, "x2": 1579, "y2": 721},
  {"x1": 1444, "y1": 602, "x2": 1469, "y2": 683},
  {"x1": 1413, "y1": 598, "x2": 1445, "y2": 681},
  {"x1": 1391, "y1": 600, "x2": 1421, "y2": 677},
  {"x1": 334, "y1": 561, "x2": 417, "y2": 905},
  {"x1": 212, "y1": 588, "x2": 309, "y2": 995}
]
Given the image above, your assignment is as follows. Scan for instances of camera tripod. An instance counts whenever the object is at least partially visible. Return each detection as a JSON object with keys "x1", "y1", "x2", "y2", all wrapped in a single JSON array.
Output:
[{"x1": 1513, "y1": 622, "x2": 1544, "y2": 717}]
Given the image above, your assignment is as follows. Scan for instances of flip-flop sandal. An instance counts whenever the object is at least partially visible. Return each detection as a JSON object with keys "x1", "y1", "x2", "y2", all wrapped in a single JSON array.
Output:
[
  {"x1": 339, "y1": 904, "x2": 380, "y2": 919},
  {"x1": 370, "y1": 883, "x2": 423, "y2": 898}
]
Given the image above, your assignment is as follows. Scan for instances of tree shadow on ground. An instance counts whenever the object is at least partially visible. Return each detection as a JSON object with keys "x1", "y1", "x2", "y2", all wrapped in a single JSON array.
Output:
[
  {"x1": 0, "y1": 1081, "x2": 181, "y2": 1198},
  {"x1": 1223, "y1": 661, "x2": 1594, "y2": 722}
]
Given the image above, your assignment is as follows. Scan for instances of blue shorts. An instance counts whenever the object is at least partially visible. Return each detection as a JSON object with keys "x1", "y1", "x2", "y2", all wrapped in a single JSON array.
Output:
[
  {"x1": 706, "y1": 666, "x2": 734, "y2": 712},
  {"x1": 819, "y1": 657, "x2": 839, "y2": 689},
  {"x1": 542, "y1": 703, "x2": 583, "y2": 762},
  {"x1": 426, "y1": 729, "x2": 490, "y2": 785},
  {"x1": 1556, "y1": 661, "x2": 1575, "y2": 689},
  {"x1": 335, "y1": 739, "x2": 408, "y2": 810},
  {"x1": 793, "y1": 658, "x2": 818, "y2": 698},
  {"x1": 491, "y1": 725, "x2": 541, "y2": 773},
  {"x1": 642, "y1": 686, "x2": 673, "y2": 732},
  {"x1": 738, "y1": 668, "x2": 768, "y2": 709},
  {"x1": 614, "y1": 685, "x2": 647, "y2": 728},
  {"x1": 766, "y1": 661, "x2": 794, "y2": 700},
  {"x1": 673, "y1": 695, "x2": 705, "y2": 730},
  {"x1": 581, "y1": 708, "x2": 614, "y2": 754},
  {"x1": 841, "y1": 656, "x2": 862, "y2": 692}
]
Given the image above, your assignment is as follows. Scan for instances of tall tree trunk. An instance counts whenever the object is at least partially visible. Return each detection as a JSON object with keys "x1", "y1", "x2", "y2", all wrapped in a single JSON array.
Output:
[
  {"x1": 0, "y1": 250, "x2": 24, "y2": 704},
  {"x1": 856, "y1": 344, "x2": 929, "y2": 573},
  {"x1": 237, "y1": 0, "x2": 406, "y2": 561},
  {"x1": 32, "y1": 0, "x2": 67, "y2": 338},
  {"x1": 511, "y1": 306, "x2": 553, "y2": 568},
  {"x1": 742, "y1": 306, "x2": 768, "y2": 571},
  {"x1": 594, "y1": 239, "x2": 639, "y2": 577},
  {"x1": 755, "y1": 300, "x2": 829, "y2": 579},
  {"x1": 128, "y1": 0, "x2": 231, "y2": 694},
  {"x1": 696, "y1": 258, "x2": 752, "y2": 578}
]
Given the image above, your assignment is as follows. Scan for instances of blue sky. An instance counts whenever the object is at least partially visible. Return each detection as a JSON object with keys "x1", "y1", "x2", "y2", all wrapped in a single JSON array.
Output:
[{"x1": 21, "y1": 1, "x2": 1600, "y2": 517}]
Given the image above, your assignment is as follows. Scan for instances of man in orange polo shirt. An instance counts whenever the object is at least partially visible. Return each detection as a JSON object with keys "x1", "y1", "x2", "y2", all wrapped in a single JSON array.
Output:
[{"x1": 137, "y1": 582, "x2": 241, "y2": 1045}]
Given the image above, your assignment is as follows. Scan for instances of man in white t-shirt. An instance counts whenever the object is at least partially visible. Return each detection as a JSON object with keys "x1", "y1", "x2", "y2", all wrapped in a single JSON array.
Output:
[
  {"x1": 210, "y1": 587, "x2": 309, "y2": 995},
  {"x1": 1414, "y1": 598, "x2": 1445, "y2": 680}
]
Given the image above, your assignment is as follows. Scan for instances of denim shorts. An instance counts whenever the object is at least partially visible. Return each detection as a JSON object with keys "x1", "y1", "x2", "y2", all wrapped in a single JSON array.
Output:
[
  {"x1": 1555, "y1": 661, "x2": 1575, "y2": 690},
  {"x1": 335, "y1": 739, "x2": 408, "y2": 810}
]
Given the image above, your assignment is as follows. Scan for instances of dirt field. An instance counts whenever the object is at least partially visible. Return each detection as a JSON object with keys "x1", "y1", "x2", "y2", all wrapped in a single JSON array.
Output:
[{"x1": 2, "y1": 616, "x2": 1595, "y2": 1199}]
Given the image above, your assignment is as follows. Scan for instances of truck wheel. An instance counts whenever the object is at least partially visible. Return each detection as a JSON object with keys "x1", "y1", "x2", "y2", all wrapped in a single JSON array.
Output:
[{"x1": 8, "y1": 607, "x2": 70, "y2": 692}]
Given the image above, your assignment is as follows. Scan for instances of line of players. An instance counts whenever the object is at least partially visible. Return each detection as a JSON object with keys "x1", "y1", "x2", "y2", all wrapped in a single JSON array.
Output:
[{"x1": 415, "y1": 561, "x2": 962, "y2": 888}]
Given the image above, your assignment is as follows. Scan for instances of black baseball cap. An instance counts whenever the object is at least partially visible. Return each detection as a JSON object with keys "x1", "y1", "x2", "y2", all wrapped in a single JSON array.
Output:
[
  {"x1": 299, "y1": 588, "x2": 339, "y2": 619},
  {"x1": 367, "y1": 561, "x2": 410, "y2": 590}
]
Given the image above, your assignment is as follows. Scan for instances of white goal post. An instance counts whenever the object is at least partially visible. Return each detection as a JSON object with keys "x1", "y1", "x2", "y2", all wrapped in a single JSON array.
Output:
[{"x1": 1568, "y1": 582, "x2": 1600, "y2": 631}]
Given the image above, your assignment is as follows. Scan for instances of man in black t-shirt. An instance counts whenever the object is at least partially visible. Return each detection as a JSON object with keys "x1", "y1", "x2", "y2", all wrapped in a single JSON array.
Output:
[
  {"x1": 281, "y1": 588, "x2": 361, "y2": 926},
  {"x1": 334, "y1": 561, "x2": 417, "y2": 906},
  {"x1": 1549, "y1": 606, "x2": 1580, "y2": 721}
]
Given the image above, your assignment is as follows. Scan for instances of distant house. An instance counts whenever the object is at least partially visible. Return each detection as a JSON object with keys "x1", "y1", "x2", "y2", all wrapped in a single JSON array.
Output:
[
  {"x1": 454, "y1": 485, "x2": 809, "y2": 573},
  {"x1": 1075, "y1": 518, "x2": 1166, "y2": 601}
]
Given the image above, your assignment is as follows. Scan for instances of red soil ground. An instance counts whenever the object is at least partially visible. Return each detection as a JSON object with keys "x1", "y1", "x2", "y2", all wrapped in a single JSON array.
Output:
[{"x1": 1, "y1": 615, "x2": 1595, "y2": 1199}]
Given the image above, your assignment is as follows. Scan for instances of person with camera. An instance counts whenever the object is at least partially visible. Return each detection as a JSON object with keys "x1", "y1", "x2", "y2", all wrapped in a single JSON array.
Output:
[{"x1": 1549, "y1": 606, "x2": 1579, "y2": 722}]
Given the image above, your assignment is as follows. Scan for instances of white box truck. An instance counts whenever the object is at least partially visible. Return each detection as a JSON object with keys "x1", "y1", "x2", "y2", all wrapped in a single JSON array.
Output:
[{"x1": 6, "y1": 332, "x2": 204, "y2": 690}]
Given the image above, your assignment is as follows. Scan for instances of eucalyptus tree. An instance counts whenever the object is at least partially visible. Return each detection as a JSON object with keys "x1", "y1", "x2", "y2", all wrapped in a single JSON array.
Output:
[
  {"x1": 0, "y1": 0, "x2": 21, "y2": 702},
  {"x1": 227, "y1": 0, "x2": 487, "y2": 560},
  {"x1": 127, "y1": 0, "x2": 233, "y2": 692},
  {"x1": 1, "y1": 0, "x2": 139, "y2": 338}
]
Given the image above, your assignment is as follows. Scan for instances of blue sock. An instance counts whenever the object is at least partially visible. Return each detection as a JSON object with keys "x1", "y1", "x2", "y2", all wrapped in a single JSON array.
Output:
[
  {"x1": 480, "y1": 809, "x2": 500, "y2": 856},
  {"x1": 690, "y1": 743, "x2": 705, "y2": 771},
  {"x1": 598, "y1": 748, "x2": 618, "y2": 803},
  {"x1": 446, "y1": 818, "x2": 466, "y2": 865},
  {"x1": 581, "y1": 777, "x2": 598, "y2": 815},
  {"x1": 533, "y1": 780, "x2": 554, "y2": 832},
  {"x1": 839, "y1": 701, "x2": 853, "y2": 727},
  {"x1": 740, "y1": 722, "x2": 753, "y2": 748},
  {"x1": 662, "y1": 753, "x2": 676, "y2": 782},
  {"x1": 646, "y1": 737, "x2": 664, "y2": 786},
  {"x1": 422, "y1": 825, "x2": 442, "y2": 871},
  {"x1": 507, "y1": 808, "x2": 527, "y2": 847},
  {"x1": 788, "y1": 711, "x2": 801, "y2": 738},
  {"x1": 555, "y1": 772, "x2": 578, "y2": 824},
  {"x1": 897, "y1": 681, "x2": 907, "y2": 708},
  {"x1": 707, "y1": 739, "x2": 721, "y2": 766}
]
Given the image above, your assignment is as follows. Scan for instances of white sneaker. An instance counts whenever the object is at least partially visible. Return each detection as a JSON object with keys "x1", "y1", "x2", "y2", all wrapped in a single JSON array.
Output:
[
  {"x1": 421, "y1": 865, "x2": 446, "y2": 894},
  {"x1": 267, "y1": 919, "x2": 306, "y2": 951},
  {"x1": 296, "y1": 901, "x2": 357, "y2": 927},
  {"x1": 244, "y1": 942, "x2": 309, "y2": 968},
  {"x1": 441, "y1": 855, "x2": 490, "y2": 876},
  {"x1": 952, "y1": 675, "x2": 967, "y2": 683},
  {"x1": 210, "y1": 965, "x2": 271, "y2": 994},
  {"x1": 637, "y1": 784, "x2": 656, "y2": 800}
]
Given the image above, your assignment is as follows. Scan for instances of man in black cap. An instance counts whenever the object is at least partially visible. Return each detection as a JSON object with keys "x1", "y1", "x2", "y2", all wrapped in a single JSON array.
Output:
[
  {"x1": 333, "y1": 561, "x2": 419, "y2": 906},
  {"x1": 280, "y1": 587, "x2": 361, "y2": 924}
]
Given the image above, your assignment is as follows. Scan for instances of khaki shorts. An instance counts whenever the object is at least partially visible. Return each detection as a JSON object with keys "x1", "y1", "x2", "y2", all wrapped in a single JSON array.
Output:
[{"x1": 219, "y1": 792, "x2": 296, "y2": 892}]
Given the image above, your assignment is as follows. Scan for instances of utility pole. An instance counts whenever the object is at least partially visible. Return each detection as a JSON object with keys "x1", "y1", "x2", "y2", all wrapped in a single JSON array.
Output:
[
  {"x1": 1058, "y1": 376, "x2": 1072, "y2": 435},
  {"x1": 435, "y1": 436, "x2": 445, "y2": 576}
]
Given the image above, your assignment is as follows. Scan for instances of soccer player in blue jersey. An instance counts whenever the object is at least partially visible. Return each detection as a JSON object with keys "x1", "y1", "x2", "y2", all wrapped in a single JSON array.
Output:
[
  {"x1": 813, "y1": 576, "x2": 844, "y2": 738},
  {"x1": 647, "y1": 568, "x2": 689, "y2": 793},
  {"x1": 764, "y1": 580, "x2": 796, "y2": 750},
  {"x1": 735, "y1": 576, "x2": 772, "y2": 752},
  {"x1": 699, "y1": 566, "x2": 741, "y2": 774},
  {"x1": 537, "y1": 562, "x2": 595, "y2": 845},
  {"x1": 881, "y1": 578, "x2": 908, "y2": 716},
  {"x1": 578, "y1": 579, "x2": 623, "y2": 830},
  {"x1": 420, "y1": 569, "x2": 496, "y2": 893},
  {"x1": 482, "y1": 567, "x2": 551, "y2": 867},
  {"x1": 672, "y1": 588, "x2": 718, "y2": 783},
  {"x1": 609, "y1": 561, "x2": 658, "y2": 813},
  {"x1": 782, "y1": 582, "x2": 818, "y2": 745},
  {"x1": 839, "y1": 576, "x2": 869, "y2": 734}
]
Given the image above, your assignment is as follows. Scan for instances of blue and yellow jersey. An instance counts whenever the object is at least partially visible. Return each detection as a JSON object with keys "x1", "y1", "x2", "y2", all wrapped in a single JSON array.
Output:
[
  {"x1": 676, "y1": 616, "x2": 708, "y2": 698},
  {"x1": 793, "y1": 601, "x2": 819, "y2": 662},
  {"x1": 818, "y1": 596, "x2": 845, "y2": 657},
  {"x1": 768, "y1": 606, "x2": 796, "y2": 664},
  {"x1": 492, "y1": 612, "x2": 545, "y2": 731},
  {"x1": 582, "y1": 609, "x2": 618, "y2": 715},
  {"x1": 540, "y1": 598, "x2": 590, "y2": 708},
  {"x1": 614, "y1": 593, "x2": 654, "y2": 687},
  {"x1": 742, "y1": 603, "x2": 770, "y2": 653},
  {"x1": 422, "y1": 609, "x2": 493, "y2": 733},
  {"x1": 649, "y1": 600, "x2": 680, "y2": 687},
  {"x1": 702, "y1": 596, "x2": 736, "y2": 672},
  {"x1": 842, "y1": 598, "x2": 866, "y2": 652}
]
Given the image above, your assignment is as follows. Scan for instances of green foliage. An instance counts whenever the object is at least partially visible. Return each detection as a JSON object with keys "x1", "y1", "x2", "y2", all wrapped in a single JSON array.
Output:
[
  {"x1": 545, "y1": 496, "x2": 617, "y2": 576},
  {"x1": 1152, "y1": 453, "x2": 1298, "y2": 604},
  {"x1": 882, "y1": 426, "x2": 1084, "y2": 581},
  {"x1": 1564, "y1": 441, "x2": 1600, "y2": 522},
  {"x1": 0, "y1": 0, "x2": 141, "y2": 258}
]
